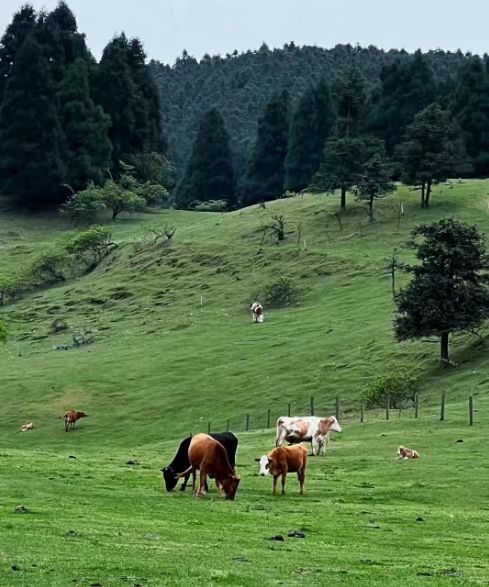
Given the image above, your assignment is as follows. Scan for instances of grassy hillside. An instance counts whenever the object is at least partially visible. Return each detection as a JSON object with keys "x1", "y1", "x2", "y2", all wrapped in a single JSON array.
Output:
[
  {"x1": 2, "y1": 181, "x2": 489, "y2": 585},
  {"x1": 1, "y1": 181, "x2": 489, "y2": 447}
]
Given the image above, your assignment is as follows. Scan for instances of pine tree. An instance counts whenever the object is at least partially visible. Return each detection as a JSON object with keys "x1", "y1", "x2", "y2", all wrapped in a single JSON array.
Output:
[
  {"x1": 395, "y1": 219, "x2": 489, "y2": 364},
  {"x1": 0, "y1": 5, "x2": 37, "y2": 101},
  {"x1": 244, "y1": 91, "x2": 289, "y2": 205},
  {"x1": 0, "y1": 35, "x2": 65, "y2": 207},
  {"x1": 60, "y1": 58, "x2": 112, "y2": 191},
  {"x1": 176, "y1": 108, "x2": 235, "y2": 208},
  {"x1": 450, "y1": 56, "x2": 489, "y2": 176},
  {"x1": 284, "y1": 81, "x2": 335, "y2": 192},
  {"x1": 398, "y1": 103, "x2": 466, "y2": 208},
  {"x1": 334, "y1": 68, "x2": 367, "y2": 137}
]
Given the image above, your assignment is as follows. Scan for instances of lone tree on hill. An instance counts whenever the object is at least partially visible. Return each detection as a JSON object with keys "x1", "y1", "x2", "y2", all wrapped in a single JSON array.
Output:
[
  {"x1": 394, "y1": 219, "x2": 489, "y2": 364},
  {"x1": 244, "y1": 90, "x2": 289, "y2": 205},
  {"x1": 398, "y1": 103, "x2": 466, "y2": 208},
  {"x1": 176, "y1": 107, "x2": 235, "y2": 209}
]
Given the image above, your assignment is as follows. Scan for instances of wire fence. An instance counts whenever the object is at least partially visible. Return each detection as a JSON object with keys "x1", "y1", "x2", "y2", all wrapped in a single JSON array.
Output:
[{"x1": 204, "y1": 393, "x2": 479, "y2": 436}]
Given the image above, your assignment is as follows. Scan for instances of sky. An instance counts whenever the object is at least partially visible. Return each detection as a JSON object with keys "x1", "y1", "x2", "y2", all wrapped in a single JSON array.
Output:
[{"x1": 1, "y1": 0, "x2": 488, "y2": 64}]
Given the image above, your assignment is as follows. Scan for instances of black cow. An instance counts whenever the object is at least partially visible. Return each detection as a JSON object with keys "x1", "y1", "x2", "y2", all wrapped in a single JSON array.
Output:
[{"x1": 161, "y1": 432, "x2": 238, "y2": 492}]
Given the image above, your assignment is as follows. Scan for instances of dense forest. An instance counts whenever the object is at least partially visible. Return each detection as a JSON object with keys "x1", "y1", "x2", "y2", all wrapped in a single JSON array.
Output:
[{"x1": 1, "y1": 1, "x2": 489, "y2": 212}]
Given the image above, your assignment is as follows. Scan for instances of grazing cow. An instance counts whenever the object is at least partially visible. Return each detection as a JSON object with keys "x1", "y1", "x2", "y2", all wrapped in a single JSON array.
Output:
[
  {"x1": 64, "y1": 410, "x2": 87, "y2": 432},
  {"x1": 267, "y1": 445, "x2": 308, "y2": 496},
  {"x1": 161, "y1": 432, "x2": 238, "y2": 492},
  {"x1": 276, "y1": 415, "x2": 342, "y2": 456},
  {"x1": 251, "y1": 302, "x2": 264, "y2": 323},
  {"x1": 397, "y1": 446, "x2": 420, "y2": 460},
  {"x1": 180, "y1": 433, "x2": 240, "y2": 500},
  {"x1": 254, "y1": 455, "x2": 271, "y2": 476}
]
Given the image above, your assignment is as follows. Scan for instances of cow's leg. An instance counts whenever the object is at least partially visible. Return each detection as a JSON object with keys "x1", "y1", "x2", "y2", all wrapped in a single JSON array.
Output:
[
  {"x1": 276, "y1": 426, "x2": 287, "y2": 448},
  {"x1": 299, "y1": 468, "x2": 305, "y2": 495},
  {"x1": 281, "y1": 471, "x2": 287, "y2": 496},
  {"x1": 272, "y1": 475, "x2": 278, "y2": 496},
  {"x1": 181, "y1": 472, "x2": 191, "y2": 491},
  {"x1": 215, "y1": 478, "x2": 222, "y2": 496},
  {"x1": 65, "y1": 420, "x2": 68, "y2": 432},
  {"x1": 198, "y1": 466, "x2": 207, "y2": 496},
  {"x1": 310, "y1": 438, "x2": 316, "y2": 456}
]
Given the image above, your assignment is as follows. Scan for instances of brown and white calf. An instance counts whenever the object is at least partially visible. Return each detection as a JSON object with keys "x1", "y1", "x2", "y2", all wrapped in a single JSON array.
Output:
[
  {"x1": 276, "y1": 415, "x2": 342, "y2": 456},
  {"x1": 266, "y1": 444, "x2": 308, "y2": 496},
  {"x1": 180, "y1": 433, "x2": 240, "y2": 500},
  {"x1": 396, "y1": 446, "x2": 420, "y2": 459},
  {"x1": 250, "y1": 302, "x2": 264, "y2": 323},
  {"x1": 64, "y1": 410, "x2": 87, "y2": 432}
]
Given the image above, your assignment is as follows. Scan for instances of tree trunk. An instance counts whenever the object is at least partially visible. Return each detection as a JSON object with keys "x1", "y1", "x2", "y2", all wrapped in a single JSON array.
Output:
[
  {"x1": 340, "y1": 187, "x2": 346, "y2": 210},
  {"x1": 425, "y1": 180, "x2": 432, "y2": 208},
  {"x1": 368, "y1": 196, "x2": 374, "y2": 222},
  {"x1": 112, "y1": 209, "x2": 118, "y2": 220},
  {"x1": 420, "y1": 182, "x2": 426, "y2": 208},
  {"x1": 440, "y1": 332, "x2": 450, "y2": 364}
]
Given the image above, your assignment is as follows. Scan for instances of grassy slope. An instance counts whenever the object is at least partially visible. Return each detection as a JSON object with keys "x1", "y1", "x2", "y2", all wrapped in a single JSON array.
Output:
[{"x1": 1, "y1": 181, "x2": 489, "y2": 585}]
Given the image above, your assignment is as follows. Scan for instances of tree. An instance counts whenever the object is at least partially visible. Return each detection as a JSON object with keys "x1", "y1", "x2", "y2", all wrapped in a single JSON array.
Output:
[
  {"x1": 395, "y1": 219, "x2": 489, "y2": 364},
  {"x1": 62, "y1": 182, "x2": 105, "y2": 224},
  {"x1": 176, "y1": 108, "x2": 235, "y2": 208},
  {"x1": 354, "y1": 140, "x2": 395, "y2": 221},
  {"x1": 0, "y1": 35, "x2": 65, "y2": 207},
  {"x1": 284, "y1": 81, "x2": 335, "y2": 192},
  {"x1": 0, "y1": 320, "x2": 8, "y2": 344},
  {"x1": 65, "y1": 225, "x2": 116, "y2": 271},
  {"x1": 309, "y1": 136, "x2": 368, "y2": 209},
  {"x1": 334, "y1": 68, "x2": 367, "y2": 137},
  {"x1": 450, "y1": 56, "x2": 489, "y2": 176},
  {"x1": 0, "y1": 4, "x2": 37, "y2": 101},
  {"x1": 60, "y1": 58, "x2": 112, "y2": 191},
  {"x1": 398, "y1": 103, "x2": 466, "y2": 208},
  {"x1": 244, "y1": 91, "x2": 289, "y2": 205}
]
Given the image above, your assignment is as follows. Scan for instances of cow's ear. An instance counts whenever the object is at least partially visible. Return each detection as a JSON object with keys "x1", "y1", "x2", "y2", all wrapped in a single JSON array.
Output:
[{"x1": 254, "y1": 457, "x2": 260, "y2": 462}]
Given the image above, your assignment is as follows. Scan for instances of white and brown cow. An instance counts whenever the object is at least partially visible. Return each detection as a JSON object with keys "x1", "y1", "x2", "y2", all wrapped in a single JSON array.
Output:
[
  {"x1": 250, "y1": 302, "x2": 264, "y2": 323},
  {"x1": 396, "y1": 446, "x2": 420, "y2": 460},
  {"x1": 276, "y1": 415, "x2": 342, "y2": 456}
]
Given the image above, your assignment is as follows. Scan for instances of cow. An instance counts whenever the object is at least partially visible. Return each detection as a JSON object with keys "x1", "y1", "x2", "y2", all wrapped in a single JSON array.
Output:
[
  {"x1": 64, "y1": 410, "x2": 87, "y2": 432},
  {"x1": 250, "y1": 302, "x2": 264, "y2": 323},
  {"x1": 397, "y1": 446, "x2": 420, "y2": 460},
  {"x1": 276, "y1": 415, "x2": 342, "y2": 456},
  {"x1": 161, "y1": 432, "x2": 238, "y2": 492},
  {"x1": 179, "y1": 433, "x2": 240, "y2": 500},
  {"x1": 254, "y1": 455, "x2": 271, "y2": 476},
  {"x1": 20, "y1": 422, "x2": 33, "y2": 432},
  {"x1": 266, "y1": 445, "x2": 308, "y2": 496}
]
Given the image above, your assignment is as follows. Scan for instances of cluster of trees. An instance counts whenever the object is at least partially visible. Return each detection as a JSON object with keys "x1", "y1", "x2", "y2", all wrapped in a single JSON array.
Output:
[{"x1": 0, "y1": 2, "x2": 166, "y2": 208}]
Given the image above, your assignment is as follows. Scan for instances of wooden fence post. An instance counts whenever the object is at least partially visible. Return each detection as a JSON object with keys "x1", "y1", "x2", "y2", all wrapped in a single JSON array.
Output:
[
  {"x1": 469, "y1": 396, "x2": 474, "y2": 426},
  {"x1": 440, "y1": 391, "x2": 446, "y2": 422},
  {"x1": 245, "y1": 414, "x2": 250, "y2": 431},
  {"x1": 385, "y1": 394, "x2": 390, "y2": 421},
  {"x1": 267, "y1": 409, "x2": 271, "y2": 429},
  {"x1": 335, "y1": 397, "x2": 340, "y2": 421},
  {"x1": 310, "y1": 396, "x2": 315, "y2": 416},
  {"x1": 414, "y1": 394, "x2": 419, "y2": 419},
  {"x1": 207, "y1": 421, "x2": 211, "y2": 434},
  {"x1": 288, "y1": 402, "x2": 291, "y2": 417},
  {"x1": 360, "y1": 404, "x2": 364, "y2": 423}
]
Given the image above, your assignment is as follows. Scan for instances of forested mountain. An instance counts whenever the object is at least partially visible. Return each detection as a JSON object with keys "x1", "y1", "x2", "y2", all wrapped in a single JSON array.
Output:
[{"x1": 150, "y1": 44, "x2": 469, "y2": 190}]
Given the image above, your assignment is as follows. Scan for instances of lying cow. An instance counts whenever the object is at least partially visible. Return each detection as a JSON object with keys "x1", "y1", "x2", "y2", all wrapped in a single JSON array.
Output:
[
  {"x1": 276, "y1": 415, "x2": 342, "y2": 456},
  {"x1": 267, "y1": 445, "x2": 307, "y2": 496},
  {"x1": 250, "y1": 302, "x2": 264, "y2": 323},
  {"x1": 20, "y1": 422, "x2": 33, "y2": 432},
  {"x1": 179, "y1": 433, "x2": 240, "y2": 500},
  {"x1": 255, "y1": 455, "x2": 271, "y2": 476},
  {"x1": 397, "y1": 446, "x2": 420, "y2": 460},
  {"x1": 64, "y1": 410, "x2": 87, "y2": 432},
  {"x1": 161, "y1": 432, "x2": 238, "y2": 492}
]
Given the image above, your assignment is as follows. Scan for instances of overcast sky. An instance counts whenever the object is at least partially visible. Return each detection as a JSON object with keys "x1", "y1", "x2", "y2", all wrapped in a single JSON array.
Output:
[{"x1": 1, "y1": 0, "x2": 487, "y2": 64}]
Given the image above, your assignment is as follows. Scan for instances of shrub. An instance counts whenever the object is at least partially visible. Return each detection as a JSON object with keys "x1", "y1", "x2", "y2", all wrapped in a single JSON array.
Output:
[
  {"x1": 0, "y1": 320, "x2": 8, "y2": 344},
  {"x1": 252, "y1": 276, "x2": 301, "y2": 308},
  {"x1": 363, "y1": 370, "x2": 419, "y2": 409},
  {"x1": 191, "y1": 199, "x2": 228, "y2": 212},
  {"x1": 140, "y1": 182, "x2": 169, "y2": 208},
  {"x1": 27, "y1": 249, "x2": 70, "y2": 285},
  {"x1": 65, "y1": 226, "x2": 116, "y2": 270}
]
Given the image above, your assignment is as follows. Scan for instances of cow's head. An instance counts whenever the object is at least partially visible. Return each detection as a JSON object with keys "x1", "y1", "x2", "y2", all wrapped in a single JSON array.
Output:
[
  {"x1": 266, "y1": 453, "x2": 281, "y2": 477},
  {"x1": 76, "y1": 411, "x2": 88, "y2": 419},
  {"x1": 221, "y1": 474, "x2": 240, "y2": 500},
  {"x1": 161, "y1": 466, "x2": 178, "y2": 491},
  {"x1": 254, "y1": 455, "x2": 270, "y2": 476},
  {"x1": 329, "y1": 416, "x2": 342, "y2": 433}
]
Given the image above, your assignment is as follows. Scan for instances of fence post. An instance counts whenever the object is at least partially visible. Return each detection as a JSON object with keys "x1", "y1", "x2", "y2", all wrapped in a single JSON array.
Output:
[
  {"x1": 335, "y1": 397, "x2": 340, "y2": 421},
  {"x1": 267, "y1": 408, "x2": 271, "y2": 429},
  {"x1": 226, "y1": 419, "x2": 230, "y2": 432},
  {"x1": 440, "y1": 391, "x2": 446, "y2": 422},
  {"x1": 469, "y1": 396, "x2": 474, "y2": 426},
  {"x1": 360, "y1": 404, "x2": 364, "y2": 423},
  {"x1": 310, "y1": 396, "x2": 315, "y2": 416},
  {"x1": 288, "y1": 402, "x2": 291, "y2": 417},
  {"x1": 207, "y1": 421, "x2": 211, "y2": 434},
  {"x1": 385, "y1": 394, "x2": 390, "y2": 421},
  {"x1": 414, "y1": 394, "x2": 419, "y2": 419},
  {"x1": 245, "y1": 414, "x2": 250, "y2": 431},
  {"x1": 398, "y1": 407, "x2": 402, "y2": 419}
]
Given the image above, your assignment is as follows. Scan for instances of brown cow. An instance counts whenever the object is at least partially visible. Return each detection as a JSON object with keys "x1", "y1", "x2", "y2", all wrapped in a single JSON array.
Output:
[
  {"x1": 267, "y1": 444, "x2": 308, "y2": 496},
  {"x1": 179, "y1": 433, "x2": 240, "y2": 500},
  {"x1": 64, "y1": 410, "x2": 87, "y2": 432},
  {"x1": 397, "y1": 446, "x2": 420, "y2": 460}
]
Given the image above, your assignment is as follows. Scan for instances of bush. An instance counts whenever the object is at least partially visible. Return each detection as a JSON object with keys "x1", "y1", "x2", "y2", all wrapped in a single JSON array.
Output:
[
  {"x1": 65, "y1": 226, "x2": 116, "y2": 270},
  {"x1": 62, "y1": 182, "x2": 105, "y2": 225},
  {"x1": 251, "y1": 276, "x2": 301, "y2": 308},
  {"x1": 190, "y1": 199, "x2": 228, "y2": 212},
  {"x1": 27, "y1": 249, "x2": 70, "y2": 285},
  {"x1": 363, "y1": 370, "x2": 419, "y2": 409},
  {"x1": 0, "y1": 320, "x2": 8, "y2": 344}
]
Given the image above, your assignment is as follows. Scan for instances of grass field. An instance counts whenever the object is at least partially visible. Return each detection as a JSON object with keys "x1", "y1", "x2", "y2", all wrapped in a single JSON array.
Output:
[{"x1": 1, "y1": 181, "x2": 489, "y2": 584}]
